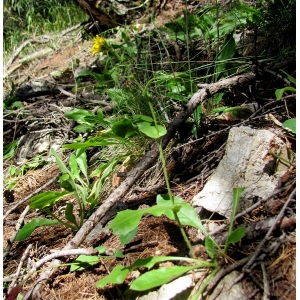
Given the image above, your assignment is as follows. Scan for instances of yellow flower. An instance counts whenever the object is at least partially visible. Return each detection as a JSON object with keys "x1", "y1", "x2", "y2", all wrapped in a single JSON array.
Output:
[{"x1": 90, "y1": 35, "x2": 106, "y2": 55}]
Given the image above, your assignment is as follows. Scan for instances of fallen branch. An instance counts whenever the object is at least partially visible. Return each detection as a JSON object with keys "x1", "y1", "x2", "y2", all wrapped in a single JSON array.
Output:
[
  {"x1": 7, "y1": 244, "x2": 33, "y2": 295},
  {"x1": 4, "y1": 36, "x2": 51, "y2": 72},
  {"x1": 4, "y1": 172, "x2": 61, "y2": 220},
  {"x1": 23, "y1": 71, "x2": 256, "y2": 299},
  {"x1": 32, "y1": 248, "x2": 98, "y2": 271},
  {"x1": 4, "y1": 205, "x2": 31, "y2": 260}
]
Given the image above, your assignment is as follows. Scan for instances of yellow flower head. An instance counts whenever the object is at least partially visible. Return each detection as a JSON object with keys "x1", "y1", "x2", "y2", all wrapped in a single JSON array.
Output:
[{"x1": 91, "y1": 35, "x2": 106, "y2": 55}]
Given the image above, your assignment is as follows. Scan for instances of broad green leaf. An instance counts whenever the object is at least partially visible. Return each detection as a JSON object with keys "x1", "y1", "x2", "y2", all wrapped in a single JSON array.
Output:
[
  {"x1": 227, "y1": 227, "x2": 247, "y2": 245},
  {"x1": 65, "y1": 109, "x2": 94, "y2": 124},
  {"x1": 105, "y1": 205, "x2": 175, "y2": 244},
  {"x1": 275, "y1": 87, "x2": 296, "y2": 100},
  {"x1": 130, "y1": 265, "x2": 198, "y2": 291},
  {"x1": 224, "y1": 188, "x2": 245, "y2": 253},
  {"x1": 212, "y1": 93, "x2": 224, "y2": 106},
  {"x1": 129, "y1": 256, "x2": 201, "y2": 270},
  {"x1": 120, "y1": 227, "x2": 138, "y2": 244},
  {"x1": 65, "y1": 203, "x2": 78, "y2": 226},
  {"x1": 205, "y1": 236, "x2": 216, "y2": 260},
  {"x1": 112, "y1": 118, "x2": 137, "y2": 138},
  {"x1": 136, "y1": 121, "x2": 166, "y2": 139},
  {"x1": 15, "y1": 218, "x2": 60, "y2": 241},
  {"x1": 156, "y1": 195, "x2": 209, "y2": 234},
  {"x1": 95, "y1": 255, "x2": 213, "y2": 289},
  {"x1": 73, "y1": 124, "x2": 95, "y2": 133},
  {"x1": 70, "y1": 255, "x2": 99, "y2": 272},
  {"x1": 84, "y1": 115, "x2": 109, "y2": 127},
  {"x1": 95, "y1": 246, "x2": 107, "y2": 255},
  {"x1": 95, "y1": 265, "x2": 129, "y2": 288},
  {"x1": 58, "y1": 174, "x2": 74, "y2": 192},
  {"x1": 29, "y1": 191, "x2": 72, "y2": 209},
  {"x1": 282, "y1": 118, "x2": 296, "y2": 134},
  {"x1": 114, "y1": 250, "x2": 124, "y2": 258}
]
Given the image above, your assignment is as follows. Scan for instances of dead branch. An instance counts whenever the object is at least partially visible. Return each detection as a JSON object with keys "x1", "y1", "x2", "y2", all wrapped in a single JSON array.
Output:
[
  {"x1": 32, "y1": 248, "x2": 98, "y2": 271},
  {"x1": 23, "y1": 71, "x2": 256, "y2": 299},
  {"x1": 4, "y1": 172, "x2": 60, "y2": 220},
  {"x1": 230, "y1": 187, "x2": 296, "y2": 288},
  {"x1": 7, "y1": 244, "x2": 33, "y2": 295},
  {"x1": 3, "y1": 205, "x2": 31, "y2": 261},
  {"x1": 4, "y1": 24, "x2": 82, "y2": 74},
  {"x1": 261, "y1": 263, "x2": 270, "y2": 300},
  {"x1": 4, "y1": 36, "x2": 51, "y2": 72}
]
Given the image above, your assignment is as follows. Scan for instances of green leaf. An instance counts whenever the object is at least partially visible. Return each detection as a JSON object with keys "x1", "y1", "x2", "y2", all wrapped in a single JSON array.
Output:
[
  {"x1": 76, "y1": 150, "x2": 88, "y2": 182},
  {"x1": 50, "y1": 148, "x2": 71, "y2": 175},
  {"x1": 216, "y1": 106, "x2": 253, "y2": 122},
  {"x1": 105, "y1": 205, "x2": 175, "y2": 244},
  {"x1": 65, "y1": 109, "x2": 95, "y2": 124},
  {"x1": 280, "y1": 70, "x2": 296, "y2": 85},
  {"x1": 232, "y1": 188, "x2": 245, "y2": 215},
  {"x1": 95, "y1": 246, "x2": 107, "y2": 255},
  {"x1": 275, "y1": 87, "x2": 296, "y2": 100},
  {"x1": 3, "y1": 140, "x2": 18, "y2": 160},
  {"x1": 29, "y1": 191, "x2": 72, "y2": 209},
  {"x1": 65, "y1": 203, "x2": 78, "y2": 226},
  {"x1": 136, "y1": 121, "x2": 166, "y2": 139},
  {"x1": 114, "y1": 250, "x2": 124, "y2": 258},
  {"x1": 95, "y1": 265, "x2": 129, "y2": 288},
  {"x1": 69, "y1": 154, "x2": 80, "y2": 179},
  {"x1": 15, "y1": 218, "x2": 60, "y2": 241},
  {"x1": 282, "y1": 118, "x2": 296, "y2": 134},
  {"x1": 215, "y1": 34, "x2": 236, "y2": 78},
  {"x1": 130, "y1": 265, "x2": 198, "y2": 291},
  {"x1": 224, "y1": 187, "x2": 245, "y2": 253},
  {"x1": 63, "y1": 132, "x2": 133, "y2": 150},
  {"x1": 205, "y1": 236, "x2": 216, "y2": 260},
  {"x1": 133, "y1": 115, "x2": 154, "y2": 123},
  {"x1": 227, "y1": 227, "x2": 246, "y2": 245},
  {"x1": 112, "y1": 117, "x2": 137, "y2": 138},
  {"x1": 73, "y1": 124, "x2": 95, "y2": 133},
  {"x1": 70, "y1": 254, "x2": 99, "y2": 272},
  {"x1": 120, "y1": 227, "x2": 138, "y2": 245},
  {"x1": 156, "y1": 195, "x2": 209, "y2": 235}
]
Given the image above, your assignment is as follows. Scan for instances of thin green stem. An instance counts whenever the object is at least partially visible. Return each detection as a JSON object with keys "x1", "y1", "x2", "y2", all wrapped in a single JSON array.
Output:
[
  {"x1": 269, "y1": 149, "x2": 296, "y2": 167},
  {"x1": 44, "y1": 208, "x2": 78, "y2": 230},
  {"x1": 190, "y1": 266, "x2": 220, "y2": 300},
  {"x1": 149, "y1": 102, "x2": 193, "y2": 254}
]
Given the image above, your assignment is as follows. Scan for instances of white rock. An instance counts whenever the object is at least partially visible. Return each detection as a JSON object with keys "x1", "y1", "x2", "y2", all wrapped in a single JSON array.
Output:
[{"x1": 192, "y1": 126, "x2": 288, "y2": 218}]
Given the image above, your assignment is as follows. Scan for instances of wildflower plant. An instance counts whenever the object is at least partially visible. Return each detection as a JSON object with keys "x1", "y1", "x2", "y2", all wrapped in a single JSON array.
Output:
[
  {"x1": 90, "y1": 35, "x2": 106, "y2": 55},
  {"x1": 90, "y1": 34, "x2": 121, "y2": 61}
]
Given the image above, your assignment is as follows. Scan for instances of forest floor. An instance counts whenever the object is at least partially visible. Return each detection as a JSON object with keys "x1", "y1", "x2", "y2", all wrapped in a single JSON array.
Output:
[{"x1": 3, "y1": 2, "x2": 296, "y2": 300}]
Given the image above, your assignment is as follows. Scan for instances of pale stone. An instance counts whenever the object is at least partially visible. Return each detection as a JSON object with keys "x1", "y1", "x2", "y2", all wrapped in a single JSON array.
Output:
[{"x1": 192, "y1": 126, "x2": 288, "y2": 218}]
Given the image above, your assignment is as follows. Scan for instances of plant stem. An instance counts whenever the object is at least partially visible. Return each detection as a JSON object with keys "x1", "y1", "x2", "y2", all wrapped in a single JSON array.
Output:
[
  {"x1": 149, "y1": 102, "x2": 194, "y2": 254},
  {"x1": 44, "y1": 208, "x2": 78, "y2": 230},
  {"x1": 190, "y1": 266, "x2": 220, "y2": 300}
]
